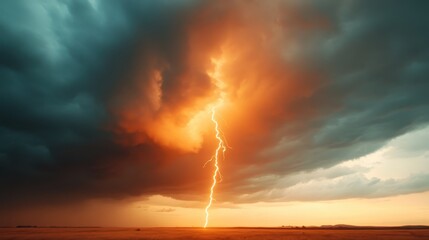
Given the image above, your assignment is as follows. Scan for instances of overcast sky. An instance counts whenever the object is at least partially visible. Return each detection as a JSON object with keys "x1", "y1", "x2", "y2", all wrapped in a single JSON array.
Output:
[{"x1": 1, "y1": 0, "x2": 429, "y2": 226}]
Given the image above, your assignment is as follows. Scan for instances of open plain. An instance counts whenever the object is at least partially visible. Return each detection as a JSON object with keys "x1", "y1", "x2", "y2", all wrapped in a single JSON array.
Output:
[{"x1": 1, "y1": 227, "x2": 429, "y2": 240}]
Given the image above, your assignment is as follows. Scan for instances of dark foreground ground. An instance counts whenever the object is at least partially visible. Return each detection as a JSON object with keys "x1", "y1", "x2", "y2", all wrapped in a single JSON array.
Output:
[{"x1": 1, "y1": 227, "x2": 429, "y2": 240}]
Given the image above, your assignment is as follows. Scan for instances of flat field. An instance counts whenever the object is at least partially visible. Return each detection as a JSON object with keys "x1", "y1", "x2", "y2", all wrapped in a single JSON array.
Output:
[{"x1": 1, "y1": 227, "x2": 429, "y2": 240}]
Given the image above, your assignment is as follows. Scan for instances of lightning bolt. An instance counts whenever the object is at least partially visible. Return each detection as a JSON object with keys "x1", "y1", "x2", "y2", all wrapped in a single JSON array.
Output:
[
  {"x1": 204, "y1": 106, "x2": 227, "y2": 228},
  {"x1": 203, "y1": 57, "x2": 228, "y2": 228}
]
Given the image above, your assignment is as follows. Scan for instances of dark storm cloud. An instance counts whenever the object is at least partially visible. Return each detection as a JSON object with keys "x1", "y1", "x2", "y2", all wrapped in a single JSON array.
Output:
[
  {"x1": 1, "y1": 0, "x2": 429, "y2": 209},
  {"x1": 259, "y1": 0, "x2": 429, "y2": 172},
  {"x1": 0, "y1": 0, "x2": 200, "y2": 205}
]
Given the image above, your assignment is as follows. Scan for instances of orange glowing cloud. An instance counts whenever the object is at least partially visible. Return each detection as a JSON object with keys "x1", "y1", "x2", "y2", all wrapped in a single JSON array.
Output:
[
  {"x1": 106, "y1": 1, "x2": 332, "y2": 206},
  {"x1": 111, "y1": 1, "x2": 325, "y2": 154}
]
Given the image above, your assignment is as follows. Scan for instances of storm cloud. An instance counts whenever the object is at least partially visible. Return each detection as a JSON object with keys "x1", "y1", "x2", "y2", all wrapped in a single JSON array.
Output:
[{"x1": 1, "y1": 0, "x2": 429, "y2": 210}]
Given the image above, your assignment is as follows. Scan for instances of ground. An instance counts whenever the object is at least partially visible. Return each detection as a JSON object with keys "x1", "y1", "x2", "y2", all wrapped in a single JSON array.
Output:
[{"x1": 1, "y1": 227, "x2": 429, "y2": 240}]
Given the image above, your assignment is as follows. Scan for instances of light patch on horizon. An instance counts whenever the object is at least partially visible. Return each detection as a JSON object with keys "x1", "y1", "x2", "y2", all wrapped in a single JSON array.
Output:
[
  {"x1": 342, "y1": 124, "x2": 429, "y2": 180},
  {"x1": 236, "y1": 125, "x2": 429, "y2": 202},
  {"x1": 205, "y1": 191, "x2": 429, "y2": 227}
]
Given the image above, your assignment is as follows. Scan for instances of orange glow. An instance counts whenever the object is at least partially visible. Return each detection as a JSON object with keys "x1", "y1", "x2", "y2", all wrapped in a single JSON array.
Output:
[{"x1": 109, "y1": 1, "x2": 325, "y2": 212}]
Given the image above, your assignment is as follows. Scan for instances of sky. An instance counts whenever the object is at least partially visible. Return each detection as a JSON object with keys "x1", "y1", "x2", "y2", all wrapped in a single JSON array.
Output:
[{"x1": 1, "y1": 0, "x2": 429, "y2": 227}]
